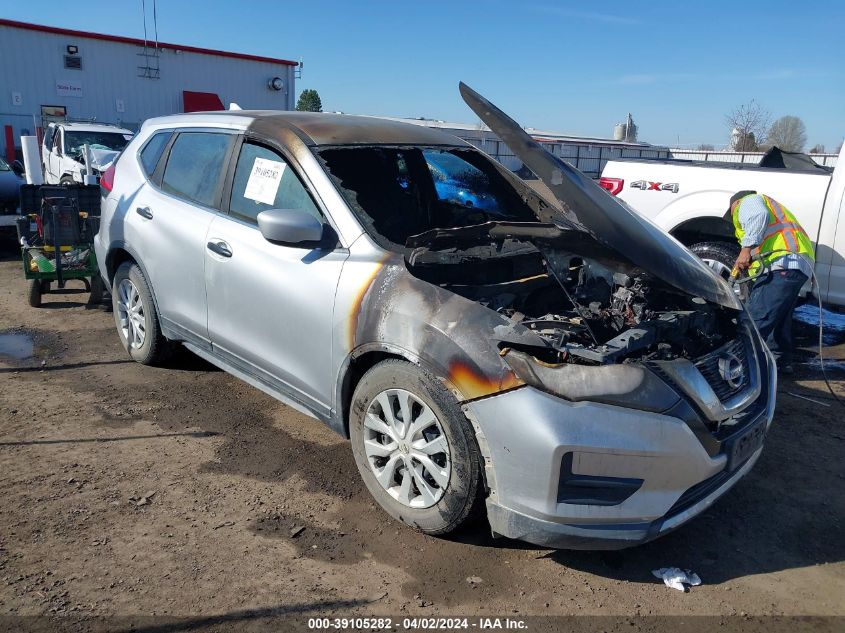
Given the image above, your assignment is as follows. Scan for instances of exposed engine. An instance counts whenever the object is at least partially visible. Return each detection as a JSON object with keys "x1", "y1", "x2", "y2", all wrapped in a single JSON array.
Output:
[
  {"x1": 411, "y1": 247, "x2": 734, "y2": 366},
  {"x1": 500, "y1": 259, "x2": 731, "y2": 365}
]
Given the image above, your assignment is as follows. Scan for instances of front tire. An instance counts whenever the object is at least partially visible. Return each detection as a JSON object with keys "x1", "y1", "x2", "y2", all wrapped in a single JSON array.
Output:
[
  {"x1": 690, "y1": 241, "x2": 739, "y2": 281},
  {"x1": 349, "y1": 359, "x2": 483, "y2": 535},
  {"x1": 111, "y1": 261, "x2": 171, "y2": 365}
]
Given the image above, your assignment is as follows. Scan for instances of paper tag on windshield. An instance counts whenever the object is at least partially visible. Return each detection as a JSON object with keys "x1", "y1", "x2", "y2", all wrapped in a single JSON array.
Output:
[{"x1": 243, "y1": 157, "x2": 285, "y2": 205}]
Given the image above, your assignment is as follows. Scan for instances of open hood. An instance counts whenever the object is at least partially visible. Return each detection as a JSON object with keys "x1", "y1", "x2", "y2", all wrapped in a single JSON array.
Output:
[{"x1": 458, "y1": 82, "x2": 741, "y2": 310}]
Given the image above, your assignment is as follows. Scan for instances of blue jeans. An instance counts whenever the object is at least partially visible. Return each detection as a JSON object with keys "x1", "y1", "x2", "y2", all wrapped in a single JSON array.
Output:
[{"x1": 746, "y1": 269, "x2": 808, "y2": 364}]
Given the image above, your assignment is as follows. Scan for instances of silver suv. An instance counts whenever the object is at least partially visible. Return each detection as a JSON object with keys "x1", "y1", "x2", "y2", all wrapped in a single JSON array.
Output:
[{"x1": 94, "y1": 84, "x2": 776, "y2": 549}]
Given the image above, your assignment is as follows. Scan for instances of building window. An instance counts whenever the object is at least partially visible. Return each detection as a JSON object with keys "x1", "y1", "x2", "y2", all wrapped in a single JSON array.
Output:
[{"x1": 64, "y1": 55, "x2": 82, "y2": 70}]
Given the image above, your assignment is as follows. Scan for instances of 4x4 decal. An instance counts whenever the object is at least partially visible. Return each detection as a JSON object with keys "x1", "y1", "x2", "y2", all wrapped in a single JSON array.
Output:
[{"x1": 631, "y1": 180, "x2": 679, "y2": 193}]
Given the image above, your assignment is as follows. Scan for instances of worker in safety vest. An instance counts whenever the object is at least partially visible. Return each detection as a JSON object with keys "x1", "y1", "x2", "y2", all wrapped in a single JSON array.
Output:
[{"x1": 728, "y1": 190, "x2": 815, "y2": 374}]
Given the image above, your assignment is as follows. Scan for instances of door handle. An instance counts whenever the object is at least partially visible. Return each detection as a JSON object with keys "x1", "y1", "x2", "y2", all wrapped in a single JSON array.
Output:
[
  {"x1": 136, "y1": 206, "x2": 153, "y2": 220},
  {"x1": 206, "y1": 240, "x2": 233, "y2": 258}
]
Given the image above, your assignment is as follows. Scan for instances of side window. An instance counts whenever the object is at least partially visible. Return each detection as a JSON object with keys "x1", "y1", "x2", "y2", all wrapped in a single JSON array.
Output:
[
  {"x1": 228, "y1": 143, "x2": 321, "y2": 224},
  {"x1": 161, "y1": 132, "x2": 231, "y2": 207},
  {"x1": 44, "y1": 127, "x2": 55, "y2": 151},
  {"x1": 139, "y1": 131, "x2": 171, "y2": 177}
]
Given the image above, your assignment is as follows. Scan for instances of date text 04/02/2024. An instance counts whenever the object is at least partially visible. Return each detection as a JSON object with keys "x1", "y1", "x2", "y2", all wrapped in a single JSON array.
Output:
[{"x1": 307, "y1": 617, "x2": 528, "y2": 630}]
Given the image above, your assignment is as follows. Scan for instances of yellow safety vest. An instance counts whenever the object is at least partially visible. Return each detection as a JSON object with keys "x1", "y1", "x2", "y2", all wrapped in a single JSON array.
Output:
[{"x1": 732, "y1": 194, "x2": 815, "y2": 276}]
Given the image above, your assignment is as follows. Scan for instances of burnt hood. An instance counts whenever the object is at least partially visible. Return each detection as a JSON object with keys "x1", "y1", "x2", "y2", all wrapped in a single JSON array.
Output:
[{"x1": 458, "y1": 82, "x2": 741, "y2": 310}]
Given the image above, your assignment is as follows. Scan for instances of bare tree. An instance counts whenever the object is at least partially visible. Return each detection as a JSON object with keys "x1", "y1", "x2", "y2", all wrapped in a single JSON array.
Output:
[
  {"x1": 835, "y1": 141, "x2": 843, "y2": 154},
  {"x1": 766, "y1": 115, "x2": 807, "y2": 152},
  {"x1": 809, "y1": 144, "x2": 825, "y2": 154},
  {"x1": 725, "y1": 100, "x2": 770, "y2": 151},
  {"x1": 696, "y1": 143, "x2": 715, "y2": 151}
]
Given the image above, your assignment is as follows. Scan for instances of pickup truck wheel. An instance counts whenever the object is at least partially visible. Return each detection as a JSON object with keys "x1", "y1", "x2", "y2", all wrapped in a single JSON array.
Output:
[
  {"x1": 111, "y1": 261, "x2": 171, "y2": 365},
  {"x1": 691, "y1": 241, "x2": 739, "y2": 281},
  {"x1": 349, "y1": 359, "x2": 483, "y2": 535}
]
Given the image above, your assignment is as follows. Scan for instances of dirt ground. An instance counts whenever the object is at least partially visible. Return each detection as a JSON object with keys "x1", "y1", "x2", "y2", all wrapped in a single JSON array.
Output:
[{"x1": 1, "y1": 236, "x2": 844, "y2": 631}]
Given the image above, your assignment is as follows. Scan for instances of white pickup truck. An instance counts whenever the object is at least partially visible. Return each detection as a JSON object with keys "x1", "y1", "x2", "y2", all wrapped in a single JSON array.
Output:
[{"x1": 599, "y1": 144, "x2": 845, "y2": 309}]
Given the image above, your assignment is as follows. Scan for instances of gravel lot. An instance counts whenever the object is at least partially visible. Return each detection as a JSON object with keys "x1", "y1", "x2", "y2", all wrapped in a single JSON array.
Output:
[{"x1": 1, "y1": 238, "x2": 843, "y2": 631}]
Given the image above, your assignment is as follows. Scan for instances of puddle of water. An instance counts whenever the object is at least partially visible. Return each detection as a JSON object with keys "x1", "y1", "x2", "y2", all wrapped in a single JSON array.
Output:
[
  {"x1": 793, "y1": 303, "x2": 845, "y2": 340},
  {"x1": 794, "y1": 304, "x2": 845, "y2": 330},
  {"x1": 0, "y1": 332, "x2": 35, "y2": 361},
  {"x1": 802, "y1": 357, "x2": 845, "y2": 373},
  {"x1": 794, "y1": 305, "x2": 845, "y2": 346}
]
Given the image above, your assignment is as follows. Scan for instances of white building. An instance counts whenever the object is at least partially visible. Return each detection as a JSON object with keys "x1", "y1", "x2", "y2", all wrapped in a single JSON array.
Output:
[{"x1": 0, "y1": 18, "x2": 299, "y2": 163}]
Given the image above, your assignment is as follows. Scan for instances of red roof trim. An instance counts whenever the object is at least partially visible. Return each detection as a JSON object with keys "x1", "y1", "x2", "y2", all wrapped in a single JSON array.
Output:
[{"x1": 0, "y1": 18, "x2": 298, "y2": 66}]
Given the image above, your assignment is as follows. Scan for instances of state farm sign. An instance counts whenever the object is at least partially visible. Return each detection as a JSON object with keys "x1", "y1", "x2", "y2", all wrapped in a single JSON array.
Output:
[{"x1": 56, "y1": 80, "x2": 83, "y2": 98}]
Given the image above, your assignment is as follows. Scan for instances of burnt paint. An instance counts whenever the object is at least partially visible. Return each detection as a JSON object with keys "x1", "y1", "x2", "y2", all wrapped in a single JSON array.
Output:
[
  {"x1": 346, "y1": 259, "x2": 385, "y2": 351},
  {"x1": 447, "y1": 359, "x2": 523, "y2": 400},
  {"x1": 347, "y1": 255, "x2": 533, "y2": 402},
  {"x1": 246, "y1": 111, "x2": 463, "y2": 148}
]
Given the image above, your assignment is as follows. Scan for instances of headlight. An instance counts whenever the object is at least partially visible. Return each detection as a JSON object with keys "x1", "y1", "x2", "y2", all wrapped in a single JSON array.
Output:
[{"x1": 501, "y1": 348, "x2": 680, "y2": 413}]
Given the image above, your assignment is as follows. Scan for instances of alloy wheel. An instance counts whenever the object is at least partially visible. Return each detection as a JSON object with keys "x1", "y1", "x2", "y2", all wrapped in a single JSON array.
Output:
[
  {"x1": 117, "y1": 278, "x2": 146, "y2": 349},
  {"x1": 702, "y1": 256, "x2": 744, "y2": 296},
  {"x1": 702, "y1": 257, "x2": 733, "y2": 280},
  {"x1": 362, "y1": 388, "x2": 451, "y2": 508}
]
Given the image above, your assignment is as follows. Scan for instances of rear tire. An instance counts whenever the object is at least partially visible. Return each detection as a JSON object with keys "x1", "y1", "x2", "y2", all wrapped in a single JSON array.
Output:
[
  {"x1": 27, "y1": 279, "x2": 42, "y2": 308},
  {"x1": 59, "y1": 175, "x2": 76, "y2": 186},
  {"x1": 111, "y1": 261, "x2": 171, "y2": 365},
  {"x1": 87, "y1": 275, "x2": 105, "y2": 308},
  {"x1": 690, "y1": 241, "x2": 739, "y2": 281},
  {"x1": 349, "y1": 359, "x2": 484, "y2": 535}
]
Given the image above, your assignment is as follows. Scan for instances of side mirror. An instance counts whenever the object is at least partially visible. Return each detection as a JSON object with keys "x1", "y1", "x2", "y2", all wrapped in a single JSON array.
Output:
[
  {"x1": 257, "y1": 209, "x2": 324, "y2": 246},
  {"x1": 11, "y1": 160, "x2": 25, "y2": 177}
]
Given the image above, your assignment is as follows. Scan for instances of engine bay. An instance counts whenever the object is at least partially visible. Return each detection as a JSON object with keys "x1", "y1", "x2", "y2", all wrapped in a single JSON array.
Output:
[{"x1": 408, "y1": 243, "x2": 736, "y2": 366}]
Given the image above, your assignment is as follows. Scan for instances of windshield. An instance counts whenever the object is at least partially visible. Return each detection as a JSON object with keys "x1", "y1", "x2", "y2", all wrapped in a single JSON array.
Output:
[
  {"x1": 0, "y1": 157, "x2": 8, "y2": 171},
  {"x1": 319, "y1": 146, "x2": 536, "y2": 247},
  {"x1": 64, "y1": 131, "x2": 129, "y2": 155}
]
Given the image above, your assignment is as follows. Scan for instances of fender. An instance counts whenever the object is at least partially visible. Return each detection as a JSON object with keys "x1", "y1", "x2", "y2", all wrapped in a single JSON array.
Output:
[
  {"x1": 332, "y1": 339, "x2": 484, "y2": 437},
  {"x1": 104, "y1": 239, "x2": 163, "y2": 323},
  {"x1": 653, "y1": 189, "x2": 735, "y2": 234}
]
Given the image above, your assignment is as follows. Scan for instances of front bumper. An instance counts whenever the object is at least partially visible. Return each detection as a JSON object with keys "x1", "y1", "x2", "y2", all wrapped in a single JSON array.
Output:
[{"x1": 464, "y1": 347, "x2": 775, "y2": 549}]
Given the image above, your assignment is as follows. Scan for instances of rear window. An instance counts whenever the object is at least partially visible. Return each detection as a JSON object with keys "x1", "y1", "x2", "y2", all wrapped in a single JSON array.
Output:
[
  {"x1": 139, "y1": 132, "x2": 171, "y2": 177},
  {"x1": 161, "y1": 132, "x2": 231, "y2": 207}
]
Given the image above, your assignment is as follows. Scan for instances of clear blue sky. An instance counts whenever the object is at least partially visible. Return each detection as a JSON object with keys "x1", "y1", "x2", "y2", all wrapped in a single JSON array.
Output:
[{"x1": 5, "y1": 1, "x2": 844, "y2": 149}]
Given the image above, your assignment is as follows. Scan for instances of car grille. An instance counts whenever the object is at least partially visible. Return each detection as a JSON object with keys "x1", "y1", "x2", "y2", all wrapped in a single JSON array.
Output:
[{"x1": 694, "y1": 337, "x2": 749, "y2": 402}]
